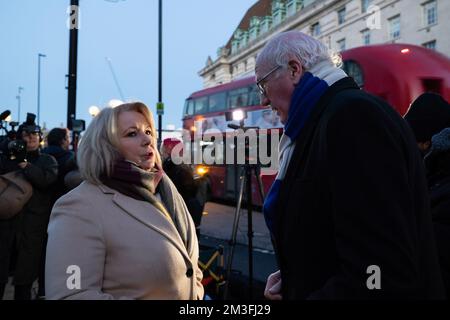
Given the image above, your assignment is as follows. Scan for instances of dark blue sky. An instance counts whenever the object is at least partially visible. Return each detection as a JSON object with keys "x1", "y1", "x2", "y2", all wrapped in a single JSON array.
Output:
[{"x1": 0, "y1": 0, "x2": 256, "y2": 131}]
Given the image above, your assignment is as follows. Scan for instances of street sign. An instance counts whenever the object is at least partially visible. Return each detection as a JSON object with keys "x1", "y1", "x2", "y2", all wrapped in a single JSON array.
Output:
[{"x1": 156, "y1": 102, "x2": 164, "y2": 115}]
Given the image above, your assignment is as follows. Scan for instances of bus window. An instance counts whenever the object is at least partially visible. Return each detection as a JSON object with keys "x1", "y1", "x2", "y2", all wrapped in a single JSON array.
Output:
[
  {"x1": 228, "y1": 87, "x2": 249, "y2": 108},
  {"x1": 422, "y1": 78, "x2": 443, "y2": 95},
  {"x1": 343, "y1": 60, "x2": 364, "y2": 88},
  {"x1": 209, "y1": 92, "x2": 227, "y2": 113},
  {"x1": 184, "y1": 99, "x2": 194, "y2": 116},
  {"x1": 194, "y1": 96, "x2": 209, "y2": 114},
  {"x1": 248, "y1": 84, "x2": 260, "y2": 106}
]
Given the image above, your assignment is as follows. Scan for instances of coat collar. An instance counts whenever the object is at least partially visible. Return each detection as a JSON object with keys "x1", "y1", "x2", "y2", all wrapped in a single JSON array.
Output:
[
  {"x1": 97, "y1": 184, "x2": 193, "y2": 263},
  {"x1": 274, "y1": 77, "x2": 359, "y2": 236}
]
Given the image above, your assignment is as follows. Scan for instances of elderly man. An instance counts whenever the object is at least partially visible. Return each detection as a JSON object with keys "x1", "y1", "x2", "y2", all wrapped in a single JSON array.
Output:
[{"x1": 258, "y1": 31, "x2": 445, "y2": 300}]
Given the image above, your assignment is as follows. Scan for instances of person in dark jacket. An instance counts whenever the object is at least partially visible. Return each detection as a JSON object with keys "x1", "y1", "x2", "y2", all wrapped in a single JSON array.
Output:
[
  {"x1": 404, "y1": 94, "x2": 450, "y2": 299},
  {"x1": 161, "y1": 138, "x2": 203, "y2": 236},
  {"x1": 424, "y1": 128, "x2": 450, "y2": 298},
  {"x1": 404, "y1": 92, "x2": 450, "y2": 155},
  {"x1": 42, "y1": 128, "x2": 76, "y2": 203},
  {"x1": 257, "y1": 31, "x2": 445, "y2": 300},
  {"x1": 0, "y1": 118, "x2": 58, "y2": 300},
  {"x1": 38, "y1": 128, "x2": 76, "y2": 298}
]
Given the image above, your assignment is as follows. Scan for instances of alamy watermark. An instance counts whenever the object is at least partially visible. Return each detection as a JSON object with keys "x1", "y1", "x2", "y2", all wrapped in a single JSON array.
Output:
[
  {"x1": 366, "y1": 5, "x2": 382, "y2": 30},
  {"x1": 66, "y1": 5, "x2": 81, "y2": 30},
  {"x1": 366, "y1": 265, "x2": 381, "y2": 290},
  {"x1": 66, "y1": 265, "x2": 81, "y2": 290},
  {"x1": 169, "y1": 120, "x2": 280, "y2": 171}
]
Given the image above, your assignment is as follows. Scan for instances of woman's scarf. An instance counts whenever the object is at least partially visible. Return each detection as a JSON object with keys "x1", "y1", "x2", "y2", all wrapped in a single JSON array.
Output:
[
  {"x1": 263, "y1": 60, "x2": 348, "y2": 233},
  {"x1": 101, "y1": 159, "x2": 191, "y2": 250}
]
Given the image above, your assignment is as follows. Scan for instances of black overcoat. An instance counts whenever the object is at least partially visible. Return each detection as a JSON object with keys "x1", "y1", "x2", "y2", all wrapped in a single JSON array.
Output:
[{"x1": 273, "y1": 78, "x2": 445, "y2": 299}]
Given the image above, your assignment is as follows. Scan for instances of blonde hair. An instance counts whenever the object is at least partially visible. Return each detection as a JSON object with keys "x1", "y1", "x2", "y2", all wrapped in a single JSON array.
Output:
[{"x1": 77, "y1": 102, "x2": 162, "y2": 185}]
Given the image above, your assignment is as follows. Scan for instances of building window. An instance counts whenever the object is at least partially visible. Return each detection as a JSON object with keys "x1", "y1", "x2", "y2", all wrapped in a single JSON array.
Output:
[
  {"x1": 361, "y1": 0, "x2": 373, "y2": 13},
  {"x1": 272, "y1": 1, "x2": 286, "y2": 26},
  {"x1": 423, "y1": 0, "x2": 437, "y2": 27},
  {"x1": 249, "y1": 17, "x2": 260, "y2": 41},
  {"x1": 260, "y1": 16, "x2": 272, "y2": 33},
  {"x1": 338, "y1": 7, "x2": 346, "y2": 25},
  {"x1": 389, "y1": 15, "x2": 401, "y2": 40},
  {"x1": 423, "y1": 40, "x2": 437, "y2": 50},
  {"x1": 241, "y1": 31, "x2": 249, "y2": 48},
  {"x1": 311, "y1": 22, "x2": 321, "y2": 37},
  {"x1": 361, "y1": 29, "x2": 371, "y2": 45},
  {"x1": 286, "y1": 0, "x2": 301, "y2": 17},
  {"x1": 337, "y1": 38, "x2": 346, "y2": 51},
  {"x1": 231, "y1": 40, "x2": 239, "y2": 54}
]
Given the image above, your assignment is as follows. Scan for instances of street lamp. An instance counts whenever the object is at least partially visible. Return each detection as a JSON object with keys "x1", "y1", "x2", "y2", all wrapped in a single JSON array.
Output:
[
  {"x1": 88, "y1": 105, "x2": 100, "y2": 117},
  {"x1": 107, "y1": 99, "x2": 123, "y2": 108},
  {"x1": 37, "y1": 53, "x2": 47, "y2": 126},
  {"x1": 16, "y1": 86, "x2": 24, "y2": 123}
]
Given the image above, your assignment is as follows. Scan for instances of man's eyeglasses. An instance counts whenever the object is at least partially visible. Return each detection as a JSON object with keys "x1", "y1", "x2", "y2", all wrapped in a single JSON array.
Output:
[{"x1": 256, "y1": 65, "x2": 281, "y2": 97}]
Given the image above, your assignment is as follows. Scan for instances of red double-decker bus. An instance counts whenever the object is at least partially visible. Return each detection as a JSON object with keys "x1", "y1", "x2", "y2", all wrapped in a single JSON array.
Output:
[{"x1": 182, "y1": 44, "x2": 450, "y2": 206}]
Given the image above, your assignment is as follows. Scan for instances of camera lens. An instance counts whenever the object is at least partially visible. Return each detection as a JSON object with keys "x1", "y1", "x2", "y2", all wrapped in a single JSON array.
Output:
[{"x1": 8, "y1": 140, "x2": 26, "y2": 152}]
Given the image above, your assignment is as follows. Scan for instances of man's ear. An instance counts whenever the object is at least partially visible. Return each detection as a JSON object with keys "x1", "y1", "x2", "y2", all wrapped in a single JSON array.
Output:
[{"x1": 288, "y1": 60, "x2": 303, "y2": 83}]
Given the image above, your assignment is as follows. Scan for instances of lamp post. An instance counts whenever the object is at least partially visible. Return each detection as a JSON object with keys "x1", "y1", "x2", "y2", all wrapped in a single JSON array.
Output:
[
  {"x1": 67, "y1": 0, "x2": 79, "y2": 133},
  {"x1": 16, "y1": 86, "x2": 24, "y2": 123},
  {"x1": 37, "y1": 53, "x2": 46, "y2": 126},
  {"x1": 157, "y1": 0, "x2": 163, "y2": 149}
]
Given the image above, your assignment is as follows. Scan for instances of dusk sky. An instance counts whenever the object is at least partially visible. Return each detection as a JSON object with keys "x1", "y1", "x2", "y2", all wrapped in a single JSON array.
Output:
[{"x1": 0, "y1": 0, "x2": 256, "y2": 131}]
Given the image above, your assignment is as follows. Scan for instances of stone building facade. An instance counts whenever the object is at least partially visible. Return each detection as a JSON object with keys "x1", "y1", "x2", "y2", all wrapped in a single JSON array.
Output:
[{"x1": 199, "y1": 0, "x2": 449, "y2": 88}]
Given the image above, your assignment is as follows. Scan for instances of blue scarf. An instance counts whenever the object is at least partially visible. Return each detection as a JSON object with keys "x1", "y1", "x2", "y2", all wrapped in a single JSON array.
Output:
[{"x1": 263, "y1": 61, "x2": 347, "y2": 233}]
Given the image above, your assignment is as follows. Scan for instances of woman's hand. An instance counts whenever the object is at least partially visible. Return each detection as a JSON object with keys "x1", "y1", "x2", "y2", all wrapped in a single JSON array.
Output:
[{"x1": 264, "y1": 270, "x2": 282, "y2": 300}]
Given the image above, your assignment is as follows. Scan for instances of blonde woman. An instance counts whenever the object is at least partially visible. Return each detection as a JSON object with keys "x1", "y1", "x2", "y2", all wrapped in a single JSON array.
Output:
[{"x1": 45, "y1": 102, "x2": 203, "y2": 300}]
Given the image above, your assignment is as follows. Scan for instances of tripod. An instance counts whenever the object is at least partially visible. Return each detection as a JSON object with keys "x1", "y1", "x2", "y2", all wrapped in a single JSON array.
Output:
[{"x1": 223, "y1": 162, "x2": 265, "y2": 300}]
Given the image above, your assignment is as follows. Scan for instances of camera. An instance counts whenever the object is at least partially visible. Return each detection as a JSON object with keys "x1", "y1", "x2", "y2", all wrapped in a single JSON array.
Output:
[
  {"x1": 7, "y1": 139, "x2": 27, "y2": 163},
  {"x1": 71, "y1": 119, "x2": 85, "y2": 133}
]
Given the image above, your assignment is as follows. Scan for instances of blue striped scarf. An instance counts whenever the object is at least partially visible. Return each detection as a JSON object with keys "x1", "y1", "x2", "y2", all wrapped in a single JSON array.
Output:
[{"x1": 263, "y1": 61, "x2": 347, "y2": 233}]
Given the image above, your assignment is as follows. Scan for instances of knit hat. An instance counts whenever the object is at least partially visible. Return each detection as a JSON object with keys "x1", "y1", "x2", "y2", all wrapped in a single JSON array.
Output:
[
  {"x1": 404, "y1": 93, "x2": 450, "y2": 142},
  {"x1": 160, "y1": 138, "x2": 182, "y2": 160},
  {"x1": 430, "y1": 127, "x2": 450, "y2": 154}
]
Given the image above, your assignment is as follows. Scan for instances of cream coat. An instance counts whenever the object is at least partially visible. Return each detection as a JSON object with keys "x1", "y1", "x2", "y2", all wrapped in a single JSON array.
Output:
[{"x1": 45, "y1": 180, "x2": 204, "y2": 300}]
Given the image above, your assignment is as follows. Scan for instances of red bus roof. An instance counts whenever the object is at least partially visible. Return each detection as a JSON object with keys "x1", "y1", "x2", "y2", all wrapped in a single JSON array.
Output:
[
  {"x1": 341, "y1": 44, "x2": 450, "y2": 115},
  {"x1": 188, "y1": 76, "x2": 256, "y2": 99},
  {"x1": 187, "y1": 44, "x2": 450, "y2": 115}
]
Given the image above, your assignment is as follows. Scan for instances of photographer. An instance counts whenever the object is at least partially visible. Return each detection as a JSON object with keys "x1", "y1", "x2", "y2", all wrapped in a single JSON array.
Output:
[{"x1": 0, "y1": 115, "x2": 58, "y2": 300}]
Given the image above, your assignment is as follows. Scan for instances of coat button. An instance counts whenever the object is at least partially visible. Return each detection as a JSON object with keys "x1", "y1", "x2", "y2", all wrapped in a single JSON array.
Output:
[{"x1": 186, "y1": 267, "x2": 193, "y2": 278}]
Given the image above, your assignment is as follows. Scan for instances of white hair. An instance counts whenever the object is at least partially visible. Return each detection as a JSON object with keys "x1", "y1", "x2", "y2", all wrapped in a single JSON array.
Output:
[
  {"x1": 256, "y1": 31, "x2": 341, "y2": 71},
  {"x1": 77, "y1": 102, "x2": 162, "y2": 185}
]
